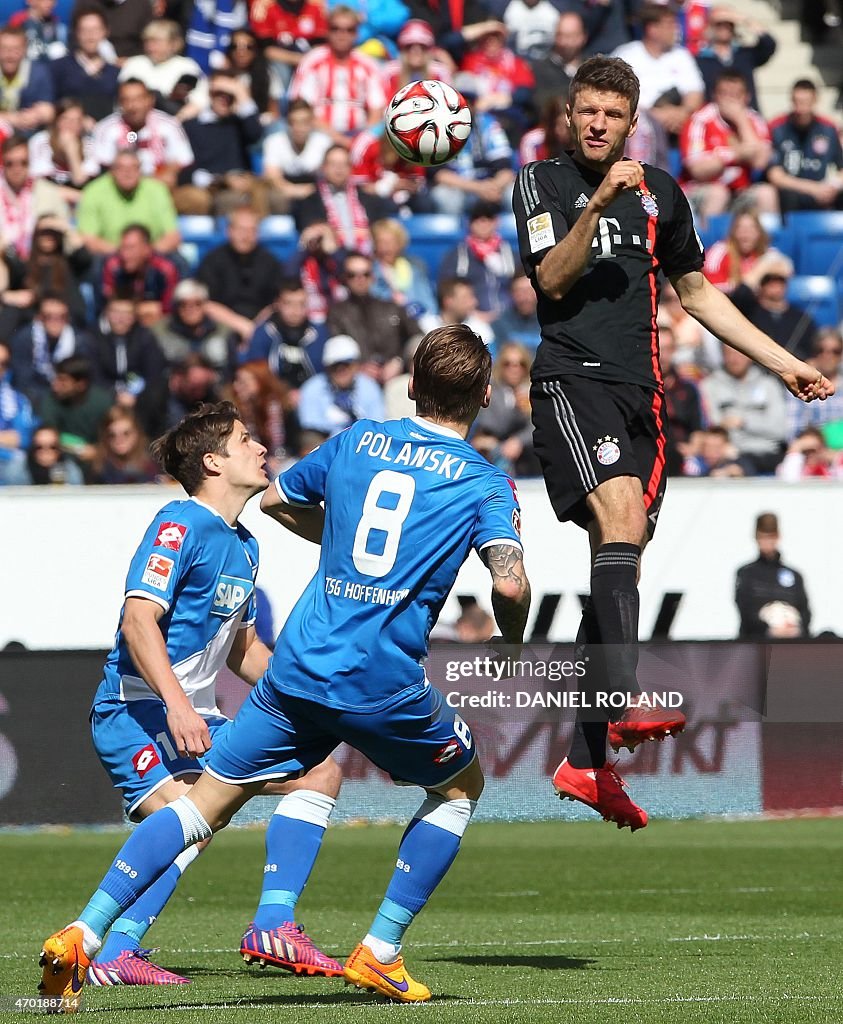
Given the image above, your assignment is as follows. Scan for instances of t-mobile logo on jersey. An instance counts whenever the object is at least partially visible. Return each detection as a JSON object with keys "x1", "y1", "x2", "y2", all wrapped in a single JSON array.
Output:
[{"x1": 591, "y1": 217, "x2": 654, "y2": 260}]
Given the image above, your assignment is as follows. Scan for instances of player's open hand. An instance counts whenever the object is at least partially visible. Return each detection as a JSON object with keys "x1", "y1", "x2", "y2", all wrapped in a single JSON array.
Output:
[
  {"x1": 591, "y1": 161, "x2": 644, "y2": 212},
  {"x1": 783, "y1": 361, "x2": 836, "y2": 403},
  {"x1": 167, "y1": 704, "x2": 212, "y2": 759}
]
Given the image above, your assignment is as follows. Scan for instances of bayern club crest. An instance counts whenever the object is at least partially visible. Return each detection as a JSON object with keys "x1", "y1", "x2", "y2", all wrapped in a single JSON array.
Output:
[
  {"x1": 637, "y1": 190, "x2": 659, "y2": 217},
  {"x1": 593, "y1": 436, "x2": 621, "y2": 465}
]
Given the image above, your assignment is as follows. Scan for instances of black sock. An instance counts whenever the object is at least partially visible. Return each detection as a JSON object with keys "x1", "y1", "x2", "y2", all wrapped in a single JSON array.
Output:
[
  {"x1": 568, "y1": 597, "x2": 610, "y2": 769},
  {"x1": 590, "y1": 542, "x2": 642, "y2": 711}
]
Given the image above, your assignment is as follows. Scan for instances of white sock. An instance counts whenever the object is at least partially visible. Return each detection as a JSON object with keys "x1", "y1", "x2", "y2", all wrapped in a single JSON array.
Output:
[
  {"x1": 363, "y1": 933, "x2": 400, "y2": 964},
  {"x1": 69, "y1": 920, "x2": 102, "y2": 959}
]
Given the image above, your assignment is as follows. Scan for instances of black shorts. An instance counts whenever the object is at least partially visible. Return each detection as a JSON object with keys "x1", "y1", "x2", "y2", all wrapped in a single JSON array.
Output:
[{"x1": 531, "y1": 375, "x2": 669, "y2": 535}]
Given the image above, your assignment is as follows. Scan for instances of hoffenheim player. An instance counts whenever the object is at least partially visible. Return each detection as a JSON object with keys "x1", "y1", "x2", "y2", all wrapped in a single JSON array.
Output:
[
  {"x1": 39, "y1": 326, "x2": 531, "y2": 1007},
  {"x1": 70, "y1": 404, "x2": 343, "y2": 993}
]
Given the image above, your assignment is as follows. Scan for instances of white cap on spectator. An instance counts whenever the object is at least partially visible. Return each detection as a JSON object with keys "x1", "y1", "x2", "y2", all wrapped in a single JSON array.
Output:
[
  {"x1": 323, "y1": 335, "x2": 361, "y2": 366},
  {"x1": 398, "y1": 20, "x2": 435, "y2": 48},
  {"x1": 173, "y1": 279, "x2": 209, "y2": 303}
]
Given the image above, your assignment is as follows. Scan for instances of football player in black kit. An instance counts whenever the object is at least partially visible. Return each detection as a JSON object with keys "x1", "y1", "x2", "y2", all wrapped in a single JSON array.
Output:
[{"x1": 513, "y1": 55, "x2": 834, "y2": 831}]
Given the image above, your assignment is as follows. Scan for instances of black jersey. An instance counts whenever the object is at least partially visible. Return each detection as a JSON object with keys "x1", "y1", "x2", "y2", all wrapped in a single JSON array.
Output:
[{"x1": 513, "y1": 153, "x2": 705, "y2": 390}]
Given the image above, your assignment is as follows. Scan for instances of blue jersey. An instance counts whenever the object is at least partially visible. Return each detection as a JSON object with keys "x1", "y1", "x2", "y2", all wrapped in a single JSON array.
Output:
[
  {"x1": 96, "y1": 497, "x2": 259, "y2": 716},
  {"x1": 266, "y1": 416, "x2": 522, "y2": 712}
]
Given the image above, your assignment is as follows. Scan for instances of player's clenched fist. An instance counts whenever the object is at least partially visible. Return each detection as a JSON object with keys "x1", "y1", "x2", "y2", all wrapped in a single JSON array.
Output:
[{"x1": 590, "y1": 161, "x2": 644, "y2": 212}]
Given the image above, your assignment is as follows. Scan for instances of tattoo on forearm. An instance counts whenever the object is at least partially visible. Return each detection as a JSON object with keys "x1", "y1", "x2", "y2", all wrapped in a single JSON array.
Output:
[
  {"x1": 482, "y1": 544, "x2": 525, "y2": 587},
  {"x1": 482, "y1": 544, "x2": 531, "y2": 642}
]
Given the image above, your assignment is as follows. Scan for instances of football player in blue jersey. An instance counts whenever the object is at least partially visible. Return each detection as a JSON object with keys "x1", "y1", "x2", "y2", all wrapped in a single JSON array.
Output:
[
  {"x1": 39, "y1": 324, "x2": 531, "y2": 1007},
  {"x1": 54, "y1": 402, "x2": 344, "y2": 996}
]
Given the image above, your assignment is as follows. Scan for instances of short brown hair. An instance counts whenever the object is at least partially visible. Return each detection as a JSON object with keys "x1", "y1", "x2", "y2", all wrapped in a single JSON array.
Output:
[
  {"x1": 412, "y1": 324, "x2": 491, "y2": 423},
  {"x1": 755, "y1": 512, "x2": 779, "y2": 536},
  {"x1": 568, "y1": 55, "x2": 640, "y2": 118},
  {"x1": 150, "y1": 401, "x2": 239, "y2": 494}
]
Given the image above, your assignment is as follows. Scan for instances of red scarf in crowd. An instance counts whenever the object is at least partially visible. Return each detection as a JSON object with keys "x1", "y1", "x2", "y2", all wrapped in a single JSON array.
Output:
[{"x1": 317, "y1": 179, "x2": 372, "y2": 256}]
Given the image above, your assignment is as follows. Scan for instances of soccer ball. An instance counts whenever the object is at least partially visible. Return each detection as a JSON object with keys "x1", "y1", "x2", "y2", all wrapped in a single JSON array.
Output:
[{"x1": 384, "y1": 80, "x2": 472, "y2": 166}]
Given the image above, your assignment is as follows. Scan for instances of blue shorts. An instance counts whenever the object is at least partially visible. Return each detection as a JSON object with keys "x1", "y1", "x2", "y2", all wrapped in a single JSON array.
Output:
[
  {"x1": 207, "y1": 680, "x2": 476, "y2": 790},
  {"x1": 91, "y1": 697, "x2": 230, "y2": 820}
]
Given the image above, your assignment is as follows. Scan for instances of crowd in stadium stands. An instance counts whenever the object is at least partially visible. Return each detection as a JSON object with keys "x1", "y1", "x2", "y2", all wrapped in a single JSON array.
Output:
[{"x1": 1, "y1": 0, "x2": 843, "y2": 487}]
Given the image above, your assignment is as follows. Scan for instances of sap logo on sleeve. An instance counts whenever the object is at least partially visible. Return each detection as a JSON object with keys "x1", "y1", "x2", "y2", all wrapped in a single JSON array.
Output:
[
  {"x1": 154, "y1": 521, "x2": 188, "y2": 551},
  {"x1": 142, "y1": 554, "x2": 175, "y2": 590},
  {"x1": 132, "y1": 744, "x2": 161, "y2": 778},
  {"x1": 211, "y1": 575, "x2": 254, "y2": 616}
]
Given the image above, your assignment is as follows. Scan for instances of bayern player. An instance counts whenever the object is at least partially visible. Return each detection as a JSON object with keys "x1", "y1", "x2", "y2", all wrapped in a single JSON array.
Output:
[
  {"x1": 512, "y1": 56, "x2": 833, "y2": 830},
  {"x1": 39, "y1": 324, "x2": 531, "y2": 1007},
  {"x1": 59, "y1": 403, "x2": 343, "y2": 994}
]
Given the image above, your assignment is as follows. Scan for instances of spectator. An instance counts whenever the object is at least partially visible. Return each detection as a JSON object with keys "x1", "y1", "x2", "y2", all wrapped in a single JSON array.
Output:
[
  {"x1": 435, "y1": 276, "x2": 496, "y2": 349},
  {"x1": 370, "y1": 218, "x2": 437, "y2": 324},
  {"x1": 288, "y1": 6, "x2": 387, "y2": 145},
  {"x1": 0, "y1": 135, "x2": 68, "y2": 260},
  {"x1": 101, "y1": 223, "x2": 180, "y2": 318},
  {"x1": 625, "y1": 105, "x2": 670, "y2": 171},
  {"x1": 381, "y1": 20, "x2": 453, "y2": 97},
  {"x1": 240, "y1": 277, "x2": 326, "y2": 390},
  {"x1": 519, "y1": 95, "x2": 572, "y2": 166},
  {"x1": 152, "y1": 278, "x2": 236, "y2": 379},
  {"x1": 20, "y1": 214, "x2": 93, "y2": 327},
  {"x1": 262, "y1": 98, "x2": 332, "y2": 210},
  {"x1": 89, "y1": 294, "x2": 168, "y2": 438},
  {"x1": 10, "y1": 0, "x2": 68, "y2": 62},
  {"x1": 700, "y1": 342, "x2": 788, "y2": 474},
  {"x1": 76, "y1": 149, "x2": 182, "y2": 256},
  {"x1": 735, "y1": 511, "x2": 811, "y2": 638},
  {"x1": 73, "y1": 0, "x2": 155, "y2": 62},
  {"x1": 429, "y1": 74, "x2": 515, "y2": 216},
  {"x1": 196, "y1": 205, "x2": 284, "y2": 341},
  {"x1": 382, "y1": 333, "x2": 421, "y2": 419},
  {"x1": 530, "y1": 11, "x2": 586, "y2": 115},
  {"x1": 293, "y1": 144, "x2": 396, "y2": 255},
  {"x1": 682, "y1": 424, "x2": 744, "y2": 477},
  {"x1": 185, "y1": 0, "x2": 249, "y2": 75},
  {"x1": 471, "y1": 341, "x2": 537, "y2": 476},
  {"x1": 659, "y1": 279, "x2": 708, "y2": 371},
  {"x1": 164, "y1": 351, "x2": 223, "y2": 427},
  {"x1": 777, "y1": 425, "x2": 843, "y2": 481},
  {"x1": 328, "y1": 251, "x2": 421, "y2": 383},
  {"x1": 695, "y1": 6, "x2": 775, "y2": 110},
  {"x1": 730, "y1": 266, "x2": 818, "y2": 362},
  {"x1": 438, "y1": 201, "x2": 517, "y2": 321},
  {"x1": 660, "y1": 323, "x2": 705, "y2": 475},
  {"x1": 0, "y1": 339, "x2": 36, "y2": 485},
  {"x1": 249, "y1": 0, "x2": 328, "y2": 90},
  {"x1": 787, "y1": 329, "x2": 843, "y2": 441},
  {"x1": 680, "y1": 70, "x2": 775, "y2": 219},
  {"x1": 350, "y1": 123, "x2": 434, "y2": 214},
  {"x1": 50, "y1": 8, "x2": 120, "y2": 123},
  {"x1": 403, "y1": 0, "x2": 506, "y2": 65},
  {"x1": 578, "y1": 0, "x2": 636, "y2": 56},
  {"x1": 297, "y1": 333, "x2": 385, "y2": 444},
  {"x1": 28, "y1": 98, "x2": 99, "y2": 204},
  {"x1": 21, "y1": 422, "x2": 84, "y2": 484},
  {"x1": 222, "y1": 28, "x2": 281, "y2": 124},
  {"x1": 92, "y1": 78, "x2": 194, "y2": 188},
  {"x1": 285, "y1": 221, "x2": 347, "y2": 325},
  {"x1": 176, "y1": 72, "x2": 265, "y2": 215},
  {"x1": 119, "y1": 19, "x2": 207, "y2": 118},
  {"x1": 494, "y1": 272, "x2": 540, "y2": 352},
  {"x1": 227, "y1": 359, "x2": 295, "y2": 472},
  {"x1": 704, "y1": 210, "x2": 794, "y2": 294},
  {"x1": 10, "y1": 292, "x2": 92, "y2": 401},
  {"x1": 459, "y1": 24, "x2": 536, "y2": 143},
  {"x1": 0, "y1": 25, "x2": 55, "y2": 135},
  {"x1": 90, "y1": 406, "x2": 158, "y2": 483},
  {"x1": 337, "y1": 0, "x2": 409, "y2": 54},
  {"x1": 767, "y1": 79, "x2": 843, "y2": 214},
  {"x1": 614, "y1": 4, "x2": 704, "y2": 137},
  {"x1": 504, "y1": 0, "x2": 560, "y2": 61},
  {"x1": 37, "y1": 354, "x2": 112, "y2": 469}
]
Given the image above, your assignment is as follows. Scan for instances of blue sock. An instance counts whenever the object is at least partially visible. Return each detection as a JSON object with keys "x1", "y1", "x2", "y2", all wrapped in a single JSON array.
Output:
[
  {"x1": 78, "y1": 797, "x2": 211, "y2": 941},
  {"x1": 253, "y1": 791, "x2": 335, "y2": 930},
  {"x1": 366, "y1": 797, "x2": 475, "y2": 953},
  {"x1": 96, "y1": 846, "x2": 202, "y2": 962}
]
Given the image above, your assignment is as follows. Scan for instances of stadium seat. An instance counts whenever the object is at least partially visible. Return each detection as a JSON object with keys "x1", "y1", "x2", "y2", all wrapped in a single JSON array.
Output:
[
  {"x1": 257, "y1": 215, "x2": 297, "y2": 262},
  {"x1": 696, "y1": 213, "x2": 795, "y2": 260},
  {"x1": 789, "y1": 211, "x2": 843, "y2": 280},
  {"x1": 177, "y1": 215, "x2": 223, "y2": 270},
  {"x1": 404, "y1": 213, "x2": 462, "y2": 279},
  {"x1": 786, "y1": 275, "x2": 841, "y2": 327}
]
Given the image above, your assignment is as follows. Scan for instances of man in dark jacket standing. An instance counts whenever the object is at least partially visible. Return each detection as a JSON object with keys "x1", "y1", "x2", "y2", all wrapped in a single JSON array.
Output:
[{"x1": 735, "y1": 512, "x2": 811, "y2": 638}]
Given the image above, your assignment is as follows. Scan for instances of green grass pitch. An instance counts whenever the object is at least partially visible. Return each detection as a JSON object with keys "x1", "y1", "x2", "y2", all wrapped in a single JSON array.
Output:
[{"x1": 2, "y1": 819, "x2": 842, "y2": 1023}]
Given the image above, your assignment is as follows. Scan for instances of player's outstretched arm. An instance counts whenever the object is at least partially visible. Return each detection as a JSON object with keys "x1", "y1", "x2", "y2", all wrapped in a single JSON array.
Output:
[
  {"x1": 260, "y1": 481, "x2": 325, "y2": 544},
  {"x1": 121, "y1": 597, "x2": 212, "y2": 758},
  {"x1": 226, "y1": 625, "x2": 272, "y2": 686},
  {"x1": 672, "y1": 269, "x2": 836, "y2": 403},
  {"x1": 480, "y1": 544, "x2": 531, "y2": 646}
]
